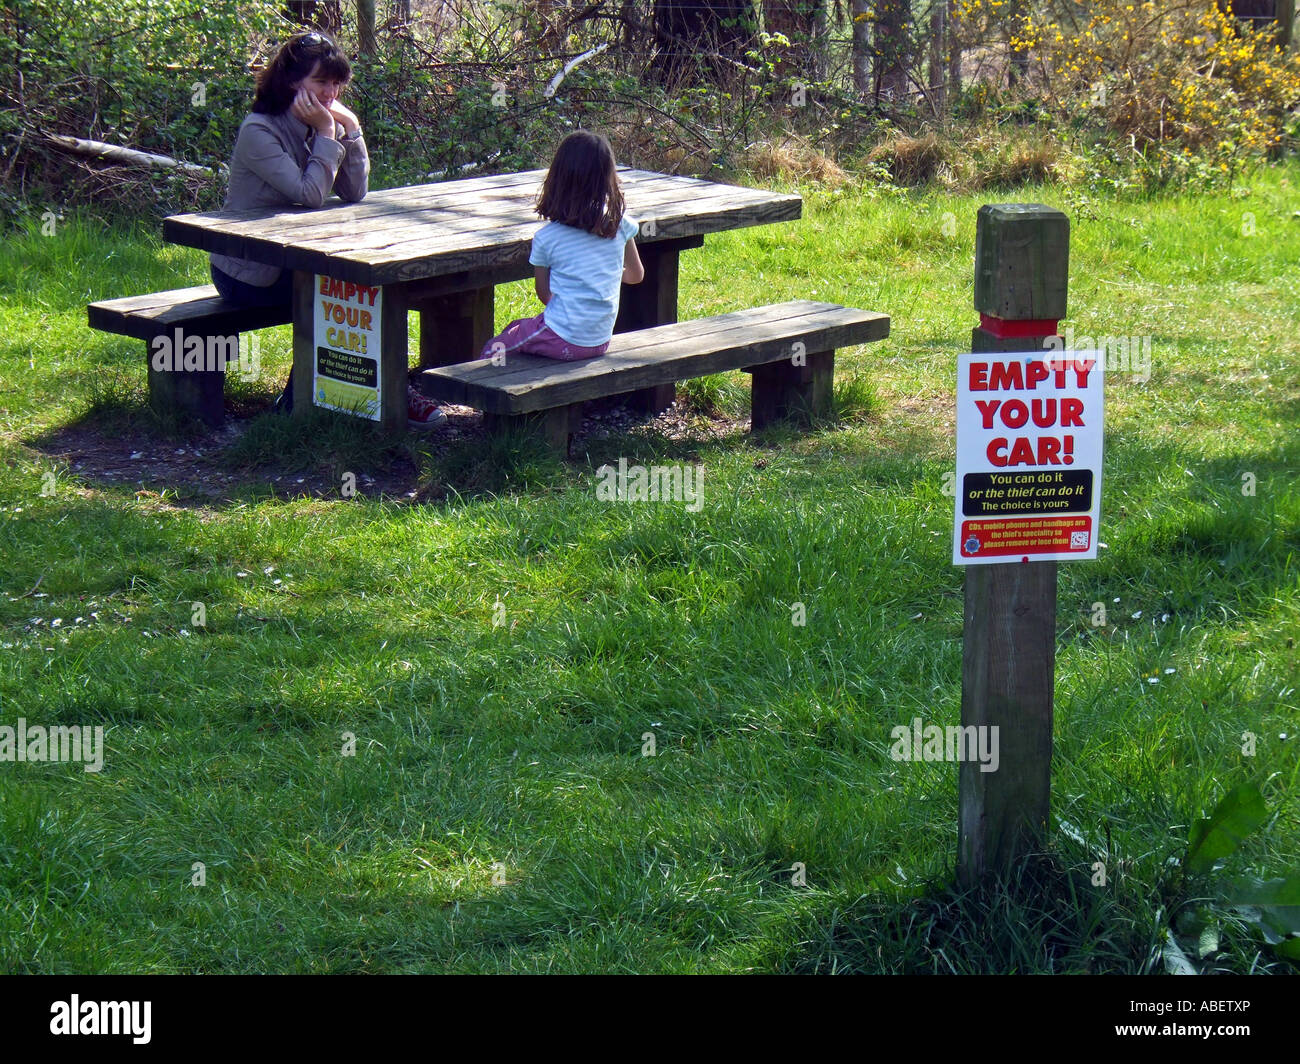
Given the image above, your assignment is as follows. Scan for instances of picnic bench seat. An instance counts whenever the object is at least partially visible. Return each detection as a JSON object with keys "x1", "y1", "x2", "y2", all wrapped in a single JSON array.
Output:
[
  {"x1": 88, "y1": 285, "x2": 291, "y2": 426},
  {"x1": 417, "y1": 300, "x2": 890, "y2": 454}
]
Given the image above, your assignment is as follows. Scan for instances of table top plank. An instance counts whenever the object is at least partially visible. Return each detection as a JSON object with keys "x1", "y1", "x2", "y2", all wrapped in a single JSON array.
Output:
[
  {"x1": 244, "y1": 173, "x2": 706, "y2": 245},
  {"x1": 289, "y1": 182, "x2": 776, "y2": 258},
  {"x1": 164, "y1": 168, "x2": 801, "y2": 287}
]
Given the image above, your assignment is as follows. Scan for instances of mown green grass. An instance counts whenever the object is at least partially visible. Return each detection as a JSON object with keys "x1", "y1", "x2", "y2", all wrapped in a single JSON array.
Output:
[{"x1": 0, "y1": 164, "x2": 1297, "y2": 973}]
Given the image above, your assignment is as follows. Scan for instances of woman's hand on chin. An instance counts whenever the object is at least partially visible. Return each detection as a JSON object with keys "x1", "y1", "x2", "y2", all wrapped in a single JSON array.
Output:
[
  {"x1": 291, "y1": 88, "x2": 336, "y2": 137},
  {"x1": 327, "y1": 99, "x2": 360, "y2": 137}
]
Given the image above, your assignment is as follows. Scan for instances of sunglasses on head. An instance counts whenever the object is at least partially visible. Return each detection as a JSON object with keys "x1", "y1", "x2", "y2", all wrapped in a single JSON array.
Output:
[{"x1": 293, "y1": 32, "x2": 330, "y2": 57}]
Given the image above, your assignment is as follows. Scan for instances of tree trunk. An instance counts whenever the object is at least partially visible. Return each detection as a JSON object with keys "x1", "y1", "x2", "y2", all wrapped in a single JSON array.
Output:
[
  {"x1": 948, "y1": 0, "x2": 961, "y2": 100},
  {"x1": 652, "y1": 0, "x2": 758, "y2": 85},
  {"x1": 851, "y1": 0, "x2": 871, "y2": 95},
  {"x1": 929, "y1": 1, "x2": 946, "y2": 114},
  {"x1": 1008, "y1": 0, "x2": 1029, "y2": 87},
  {"x1": 763, "y1": 0, "x2": 826, "y2": 80},
  {"x1": 357, "y1": 0, "x2": 377, "y2": 56},
  {"x1": 875, "y1": 0, "x2": 911, "y2": 103},
  {"x1": 283, "y1": 1, "x2": 342, "y2": 34}
]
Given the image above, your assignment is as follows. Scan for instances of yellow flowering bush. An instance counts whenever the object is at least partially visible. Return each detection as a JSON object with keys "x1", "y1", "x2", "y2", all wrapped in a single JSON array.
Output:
[{"x1": 954, "y1": 0, "x2": 1300, "y2": 185}]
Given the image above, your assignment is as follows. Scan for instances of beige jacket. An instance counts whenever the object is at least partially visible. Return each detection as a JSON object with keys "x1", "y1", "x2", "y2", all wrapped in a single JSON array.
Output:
[{"x1": 210, "y1": 109, "x2": 370, "y2": 286}]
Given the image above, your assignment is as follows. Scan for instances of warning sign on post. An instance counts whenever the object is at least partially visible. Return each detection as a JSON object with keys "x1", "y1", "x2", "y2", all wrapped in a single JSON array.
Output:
[
  {"x1": 314, "y1": 276, "x2": 382, "y2": 420},
  {"x1": 953, "y1": 350, "x2": 1104, "y2": 565}
]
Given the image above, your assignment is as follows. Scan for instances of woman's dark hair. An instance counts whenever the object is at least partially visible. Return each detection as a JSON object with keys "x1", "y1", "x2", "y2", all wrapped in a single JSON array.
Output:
[
  {"x1": 535, "y1": 131, "x2": 624, "y2": 239},
  {"x1": 252, "y1": 32, "x2": 352, "y2": 115}
]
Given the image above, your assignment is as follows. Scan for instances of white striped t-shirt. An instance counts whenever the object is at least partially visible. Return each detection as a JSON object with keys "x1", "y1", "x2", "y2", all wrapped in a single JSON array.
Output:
[{"x1": 529, "y1": 214, "x2": 639, "y2": 347}]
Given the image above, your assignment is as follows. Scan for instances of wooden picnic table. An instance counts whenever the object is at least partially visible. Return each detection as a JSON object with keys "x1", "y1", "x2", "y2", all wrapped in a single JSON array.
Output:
[{"x1": 162, "y1": 168, "x2": 801, "y2": 431}]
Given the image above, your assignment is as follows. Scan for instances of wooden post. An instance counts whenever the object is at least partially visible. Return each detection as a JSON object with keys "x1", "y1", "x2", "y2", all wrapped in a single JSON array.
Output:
[{"x1": 958, "y1": 204, "x2": 1069, "y2": 887}]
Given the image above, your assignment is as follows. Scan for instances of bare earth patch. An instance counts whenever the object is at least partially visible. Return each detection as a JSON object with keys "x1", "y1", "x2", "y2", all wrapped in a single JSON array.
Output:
[{"x1": 26, "y1": 398, "x2": 750, "y2": 507}]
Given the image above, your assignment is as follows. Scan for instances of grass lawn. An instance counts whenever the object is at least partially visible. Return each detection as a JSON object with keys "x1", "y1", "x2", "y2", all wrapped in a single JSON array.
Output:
[{"x1": 0, "y1": 164, "x2": 1296, "y2": 973}]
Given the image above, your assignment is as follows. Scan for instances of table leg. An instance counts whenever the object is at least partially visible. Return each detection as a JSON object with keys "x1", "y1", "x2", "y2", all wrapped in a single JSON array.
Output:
[
  {"x1": 293, "y1": 270, "x2": 408, "y2": 432},
  {"x1": 414, "y1": 286, "x2": 495, "y2": 368},
  {"x1": 291, "y1": 270, "x2": 314, "y2": 416},
  {"x1": 611, "y1": 236, "x2": 703, "y2": 415},
  {"x1": 377, "y1": 283, "x2": 409, "y2": 431}
]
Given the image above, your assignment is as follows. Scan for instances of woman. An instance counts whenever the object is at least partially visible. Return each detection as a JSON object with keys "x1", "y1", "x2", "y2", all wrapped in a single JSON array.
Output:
[{"x1": 211, "y1": 31, "x2": 444, "y2": 427}]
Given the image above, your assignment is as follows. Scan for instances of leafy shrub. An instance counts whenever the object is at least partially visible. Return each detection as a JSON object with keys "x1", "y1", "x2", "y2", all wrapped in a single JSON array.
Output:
[{"x1": 957, "y1": 0, "x2": 1300, "y2": 187}]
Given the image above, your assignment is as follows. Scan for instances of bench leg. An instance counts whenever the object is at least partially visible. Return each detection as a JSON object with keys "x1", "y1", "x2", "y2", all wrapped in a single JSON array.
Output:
[
  {"x1": 416, "y1": 286, "x2": 495, "y2": 368},
  {"x1": 146, "y1": 342, "x2": 224, "y2": 427},
  {"x1": 481, "y1": 402, "x2": 583, "y2": 457},
  {"x1": 750, "y1": 349, "x2": 835, "y2": 431}
]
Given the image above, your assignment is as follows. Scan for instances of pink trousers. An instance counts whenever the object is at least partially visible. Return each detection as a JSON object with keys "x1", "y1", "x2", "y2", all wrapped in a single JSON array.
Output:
[{"x1": 481, "y1": 313, "x2": 608, "y2": 362}]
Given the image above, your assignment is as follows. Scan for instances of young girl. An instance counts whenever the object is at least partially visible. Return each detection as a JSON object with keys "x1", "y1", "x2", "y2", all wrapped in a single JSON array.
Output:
[{"x1": 482, "y1": 131, "x2": 644, "y2": 362}]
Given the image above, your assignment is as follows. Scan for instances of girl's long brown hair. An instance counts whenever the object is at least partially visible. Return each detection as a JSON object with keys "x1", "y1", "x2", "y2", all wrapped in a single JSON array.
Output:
[
  {"x1": 535, "y1": 131, "x2": 624, "y2": 239},
  {"x1": 252, "y1": 32, "x2": 352, "y2": 115}
]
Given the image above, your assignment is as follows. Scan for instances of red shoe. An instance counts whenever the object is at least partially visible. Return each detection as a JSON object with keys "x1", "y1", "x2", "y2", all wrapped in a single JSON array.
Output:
[{"x1": 408, "y1": 386, "x2": 447, "y2": 429}]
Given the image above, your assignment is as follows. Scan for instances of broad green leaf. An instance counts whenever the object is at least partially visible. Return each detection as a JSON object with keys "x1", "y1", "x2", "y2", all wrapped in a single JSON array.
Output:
[
  {"x1": 1230, "y1": 875, "x2": 1300, "y2": 937},
  {"x1": 1185, "y1": 782, "x2": 1268, "y2": 875}
]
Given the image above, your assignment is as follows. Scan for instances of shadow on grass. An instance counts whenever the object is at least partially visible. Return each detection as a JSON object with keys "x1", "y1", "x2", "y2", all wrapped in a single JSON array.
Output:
[{"x1": 778, "y1": 850, "x2": 1163, "y2": 975}]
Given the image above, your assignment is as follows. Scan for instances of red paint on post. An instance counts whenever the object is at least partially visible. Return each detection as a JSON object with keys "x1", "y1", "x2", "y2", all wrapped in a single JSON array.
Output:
[{"x1": 978, "y1": 313, "x2": 1059, "y2": 338}]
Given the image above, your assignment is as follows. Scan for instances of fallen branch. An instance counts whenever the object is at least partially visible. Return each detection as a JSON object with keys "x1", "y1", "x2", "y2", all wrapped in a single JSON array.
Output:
[
  {"x1": 43, "y1": 133, "x2": 223, "y2": 175},
  {"x1": 543, "y1": 41, "x2": 610, "y2": 98}
]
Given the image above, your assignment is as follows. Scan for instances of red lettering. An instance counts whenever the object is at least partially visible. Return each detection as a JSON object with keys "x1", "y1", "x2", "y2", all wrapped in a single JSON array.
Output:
[
  {"x1": 970, "y1": 362, "x2": 989, "y2": 390},
  {"x1": 988, "y1": 438, "x2": 1009, "y2": 466},
  {"x1": 1037, "y1": 436, "x2": 1062, "y2": 464},
  {"x1": 359, "y1": 310, "x2": 372, "y2": 331},
  {"x1": 1031, "y1": 398, "x2": 1056, "y2": 427},
  {"x1": 989, "y1": 362, "x2": 1023, "y2": 391},
  {"x1": 1008, "y1": 437, "x2": 1037, "y2": 465},
  {"x1": 1025, "y1": 360, "x2": 1049, "y2": 388},
  {"x1": 1003, "y1": 434, "x2": 1034, "y2": 463},
  {"x1": 1060, "y1": 397, "x2": 1084, "y2": 426},
  {"x1": 1001, "y1": 399, "x2": 1029, "y2": 428},
  {"x1": 975, "y1": 399, "x2": 1000, "y2": 429}
]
